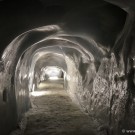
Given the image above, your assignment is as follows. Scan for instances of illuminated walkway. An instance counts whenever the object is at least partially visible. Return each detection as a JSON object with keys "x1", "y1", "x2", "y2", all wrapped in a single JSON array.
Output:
[{"x1": 24, "y1": 81, "x2": 98, "y2": 135}]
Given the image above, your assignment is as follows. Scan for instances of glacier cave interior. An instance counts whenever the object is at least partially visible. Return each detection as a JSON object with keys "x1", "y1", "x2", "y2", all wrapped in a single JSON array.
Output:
[{"x1": 0, "y1": 0, "x2": 135, "y2": 135}]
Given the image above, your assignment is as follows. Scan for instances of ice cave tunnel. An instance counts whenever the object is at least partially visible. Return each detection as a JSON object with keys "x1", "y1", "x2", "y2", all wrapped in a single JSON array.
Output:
[{"x1": 0, "y1": 0, "x2": 135, "y2": 135}]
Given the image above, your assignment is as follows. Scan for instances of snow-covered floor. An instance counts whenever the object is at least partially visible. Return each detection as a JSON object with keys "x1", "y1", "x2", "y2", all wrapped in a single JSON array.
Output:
[{"x1": 24, "y1": 81, "x2": 98, "y2": 135}]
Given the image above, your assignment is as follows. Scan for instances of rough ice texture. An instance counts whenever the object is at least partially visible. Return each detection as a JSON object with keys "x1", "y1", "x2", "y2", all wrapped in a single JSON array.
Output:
[{"x1": 64, "y1": 50, "x2": 135, "y2": 134}]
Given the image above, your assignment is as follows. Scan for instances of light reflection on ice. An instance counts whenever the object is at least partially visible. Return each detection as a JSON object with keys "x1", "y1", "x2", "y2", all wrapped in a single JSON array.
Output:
[{"x1": 31, "y1": 91, "x2": 53, "y2": 97}]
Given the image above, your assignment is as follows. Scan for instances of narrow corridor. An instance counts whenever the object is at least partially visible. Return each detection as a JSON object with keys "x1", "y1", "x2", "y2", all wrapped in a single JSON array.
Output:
[
  {"x1": 1, "y1": 1, "x2": 135, "y2": 134},
  {"x1": 24, "y1": 81, "x2": 97, "y2": 135}
]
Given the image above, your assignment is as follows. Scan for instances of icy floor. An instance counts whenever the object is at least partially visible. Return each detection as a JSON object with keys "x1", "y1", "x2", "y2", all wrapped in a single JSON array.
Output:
[{"x1": 24, "y1": 81, "x2": 99, "y2": 135}]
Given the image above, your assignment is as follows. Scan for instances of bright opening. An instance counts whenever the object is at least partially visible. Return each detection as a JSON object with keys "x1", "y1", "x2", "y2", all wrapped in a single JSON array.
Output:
[{"x1": 40, "y1": 66, "x2": 64, "y2": 81}]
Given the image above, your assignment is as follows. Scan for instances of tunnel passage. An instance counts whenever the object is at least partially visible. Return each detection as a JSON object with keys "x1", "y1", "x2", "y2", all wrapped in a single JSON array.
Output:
[
  {"x1": 39, "y1": 66, "x2": 64, "y2": 81},
  {"x1": 8, "y1": 28, "x2": 99, "y2": 135},
  {"x1": 0, "y1": 0, "x2": 135, "y2": 135}
]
